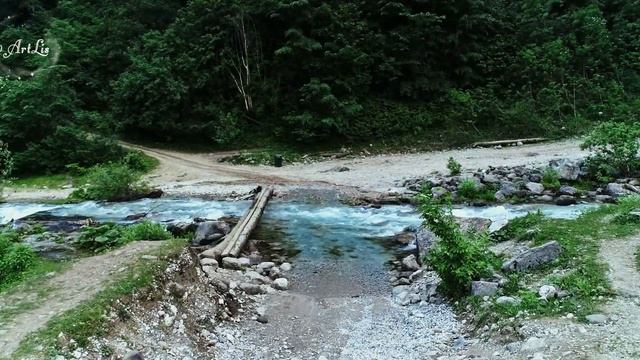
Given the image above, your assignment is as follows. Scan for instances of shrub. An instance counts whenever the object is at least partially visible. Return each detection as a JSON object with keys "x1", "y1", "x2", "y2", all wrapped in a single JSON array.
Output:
[
  {"x1": 613, "y1": 195, "x2": 640, "y2": 224},
  {"x1": 581, "y1": 121, "x2": 640, "y2": 180},
  {"x1": 458, "y1": 179, "x2": 479, "y2": 199},
  {"x1": 121, "y1": 151, "x2": 158, "y2": 173},
  {"x1": 121, "y1": 221, "x2": 171, "y2": 242},
  {"x1": 447, "y1": 157, "x2": 462, "y2": 176},
  {"x1": 418, "y1": 193, "x2": 497, "y2": 297},
  {"x1": 0, "y1": 141, "x2": 13, "y2": 179},
  {"x1": 542, "y1": 167, "x2": 561, "y2": 190},
  {"x1": 71, "y1": 163, "x2": 149, "y2": 201},
  {"x1": 78, "y1": 222, "x2": 171, "y2": 253},
  {"x1": 0, "y1": 239, "x2": 36, "y2": 286}
]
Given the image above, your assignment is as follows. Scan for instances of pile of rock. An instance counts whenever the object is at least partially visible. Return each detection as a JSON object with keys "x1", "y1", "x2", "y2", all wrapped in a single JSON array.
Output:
[
  {"x1": 399, "y1": 158, "x2": 640, "y2": 205},
  {"x1": 198, "y1": 248, "x2": 292, "y2": 300}
]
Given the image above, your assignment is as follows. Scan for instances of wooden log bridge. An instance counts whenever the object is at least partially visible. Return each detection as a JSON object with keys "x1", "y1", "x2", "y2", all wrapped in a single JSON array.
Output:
[
  {"x1": 217, "y1": 186, "x2": 273, "y2": 258},
  {"x1": 472, "y1": 137, "x2": 547, "y2": 147}
]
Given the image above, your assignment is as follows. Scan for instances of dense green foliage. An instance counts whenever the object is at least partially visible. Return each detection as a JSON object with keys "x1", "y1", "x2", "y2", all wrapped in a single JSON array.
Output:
[
  {"x1": 1, "y1": 0, "x2": 639, "y2": 173},
  {"x1": 541, "y1": 167, "x2": 561, "y2": 190},
  {"x1": 418, "y1": 193, "x2": 496, "y2": 297},
  {"x1": 78, "y1": 221, "x2": 172, "y2": 253},
  {"x1": 581, "y1": 121, "x2": 640, "y2": 181},
  {"x1": 70, "y1": 163, "x2": 150, "y2": 202},
  {"x1": 0, "y1": 232, "x2": 36, "y2": 287},
  {"x1": 447, "y1": 157, "x2": 462, "y2": 176}
]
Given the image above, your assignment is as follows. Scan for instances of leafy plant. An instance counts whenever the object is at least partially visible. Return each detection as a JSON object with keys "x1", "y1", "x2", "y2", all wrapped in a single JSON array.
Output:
[
  {"x1": 581, "y1": 121, "x2": 640, "y2": 180},
  {"x1": 121, "y1": 151, "x2": 159, "y2": 173},
  {"x1": 418, "y1": 193, "x2": 497, "y2": 297},
  {"x1": 0, "y1": 237, "x2": 36, "y2": 287},
  {"x1": 121, "y1": 221, "x2": 171, "y2": 242},
  {"x1": 541, "y1": 167, "x2": 561, "y2": 190},
  {"x1": 458, "y1": 179, "x2": 478, "y2": 199},
  {"x1": 447, "y1": 157, "x2": 462, "y2": 176},
  {"x1": 78, "y1": 222, "x2": 171, "y2": 253},
  {"x1": 70, "y1": 163, "x2": 149, "y2": 201}
]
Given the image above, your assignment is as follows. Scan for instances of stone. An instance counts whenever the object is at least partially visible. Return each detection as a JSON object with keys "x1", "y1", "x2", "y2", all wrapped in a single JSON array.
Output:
[
  {"x1": 525, "y1": 182, "x2": 544, "y2": 195},
  {"x1": 559, "y1": 185, "x2": 578, "y2": 196},
  {"x1": 202, "y1": 265, "x2": 217, "y2": 277},
  {"x1": 280, "y1": 262, "x2": 292, "y2": 272},
  {"x1": 555, "y1": 195, "x2": 577, "y2": 206},
  {"x1": 482, "y1": 173, "x2": 501, "y2": 184},
  {"x1": 496, "y1": 296, "x2": 520, "y2": 305},
  {"x1": 401, "y1": 254, "x2": 420, "y2": 271},
  {"x1": 502, "y1": 241, "x2": 562, "y2": 272},
  {"x1": 239, "y1": 283, "x2": 266, "y2": 295},
  {"x1": 607, "y1": 183, "x2": 633, "y2": 198},
  {"x1": 200, "y1": 258, "x2": 219, "y2": 269},
  {"x1": 199, "y1": 248, "x2": 221, "y2": 260},
  {"x1": 166, "y1": 222, "x2": 196, "y2": 236},
  {"x1": 499, "y1": 181, "x2": 520, "y2": 197},
  {"x1": 455, "y1": 217, "x2": 492, "y2": 233},
  {"x1": 395, "y1": 290, "x2": 411, "y2": 306},
  {"x1": 431, "y1": 186, "x2": 448, "y2": 199},
  {"x1": 272, "y1": 278, "x2": 289, "y2": 290},
  {"x1": 415, "y1": 226, "x2": 440, "y2": 261},
  {"x1": 168, "y1": 282, "x2": 186, "y2": 298},
  {"x1": 494, "y1": 191, "x2": 507, "y2": 203},
  {"x1": 595, "y1": 195, "x2": 615, "y2": 203},
  {"x1": 585, "y1": 313, "x2": 607, "y2": 324},
  {"x1": 221, "y1": 257, "x2": 251, "y2": 270},
  {"x1": 124, "y1": 351, "x2": 144, "y2": 360},
  {"x1": 246, "y1": 271, "x2": 272, "y2": 285},
  {"x1": 537, "y1": 195, "x2": 554, "y2": 203},
  {"x1": 549, "y1": 159, "x2": 582, "y2": 181},
  {"x1": 521, "y1": 337, "x2": 546, "y2": 353},
  {"x1": 268, "y1": 266, "x2": 282, "y2": 279},
  {"x1": 538, "y1": 285, "x2": 558, "y2": 300},
  {"x1": 471, "y1": 281, "x2": 499, "y2": 296},
  {"x1": 257, "y1": 262, "x2": 276, "y2": 274},
  {"x1": 192, "y1": 221, "x2": 231, "y2": 246}
]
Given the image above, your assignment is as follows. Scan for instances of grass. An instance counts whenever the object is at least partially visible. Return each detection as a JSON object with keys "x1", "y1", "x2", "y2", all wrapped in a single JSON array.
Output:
[
  {"x1": 11, "y1": 237, "x2": 188, "y2": 359},
  {"x1": 0, "y1": 260, "x2": 67, "y2": 325},
  {"x1": 6, "y1": 174, "x2": 73, "y2": 189},
  {"x1": 468, "y1": 197, "x2": 640, "y2": 326}
]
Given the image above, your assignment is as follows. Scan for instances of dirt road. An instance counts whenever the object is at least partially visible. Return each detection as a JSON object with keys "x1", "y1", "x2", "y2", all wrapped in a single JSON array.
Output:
[{"x1": 129, "y1": 139, "x2": 586, "y2": 198}]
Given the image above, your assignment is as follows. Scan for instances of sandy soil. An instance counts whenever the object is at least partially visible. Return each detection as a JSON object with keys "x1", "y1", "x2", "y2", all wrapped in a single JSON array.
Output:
[{"x1": 0, "y1": 241, "x2": 165, "y2": 359}]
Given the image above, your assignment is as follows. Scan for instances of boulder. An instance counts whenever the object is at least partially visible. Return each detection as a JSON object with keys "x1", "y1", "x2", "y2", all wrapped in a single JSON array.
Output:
[
  {"x1": 239, "y1": 283, "x2": 267, "y2": 295},
  {"x1": 525, "y1": 182, "x2": 544, "y2": 195},
  {"x1": 537, "y1": 195, "x2": 554, "y2": 203},
  {"x1": 585, "y1": 314, "x2": 607, "y2": 324},
  {"x1": 482, "y1": 173, "x2": 501, "y2": 184},
  {"x1": 280, "y1": 262, "x2": 293, "y2": 272},
  {"x1": 496, "y1": 296, "x2": 520, "y2": 305},
  {"x1": 166, "y1": 222, "x2": 196, "y2": 236},
  {"x1": 455, "y1": 217, "x2": 492, "y2": 233},
  {"x1": 595, "y1": 195, "x2": 615, "y2": 203},
  {"x1": 221, "y1": 257, "x2": 251, "y2": 270},
  {"x1": 555, "y1": 195, "x2": 577, "y2": 206},
  {"x1": 538, "y1": 285, "x2": 558, "y2": 300},
  {"x1": 494, "y1": 191, "x2": 507, "y2": 203},
  {"x1": 192, "y1": 221, "x2": 231, "y2": 246},
  {"x1": 607, "y1": 183, "x2": 633, "y2": 198},
  {"x1": 257, "y1": 262, "x2": 276, "y2": 274},
  {"x1": 502, "y1": 241, "x2": 562, "y2": 272},
  {"x1": 559, "y1": 185, "x2": 578, "y2": 196},
  {"x1": 200, "y1": 258, "x2": 219, "y2": 269},
  {"x1": 124, "y1": 351, "x2": 144, "y2": 360},
  {"x1": 415, "y1": 226, "x2": 440, "y2": 261},
  {"x1": 246, "y1": 271, "x2": 272, "y2": 285},
  {"x1": 499, "y1": 181, "x2": 520, "y2": 197},
  {"x1": 549, "y1": 159, "x2": 582, "y2": 181},
  {"x1": 471, "y1": 281, "x2": 499, "y2": 296},
  {"x1": 272, "y1": 278, "x2": 289, "y2": 290},
  {"x1": 431, "y1": 186, "x2": 448, "y2": 199},
  {"x1": 401, "y1": 254, "x2": 420, "y2": 271}
]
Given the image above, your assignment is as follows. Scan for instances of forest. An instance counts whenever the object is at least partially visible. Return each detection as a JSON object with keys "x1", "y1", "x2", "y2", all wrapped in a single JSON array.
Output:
[{"x1": 0, "y1": 0, "x2": 638, "y2": 175}]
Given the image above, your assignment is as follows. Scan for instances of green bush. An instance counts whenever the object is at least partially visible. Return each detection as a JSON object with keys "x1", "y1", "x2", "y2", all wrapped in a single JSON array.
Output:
[
  {"x1": 458, "y1": 179, "x2": 478, "y2": 199},
  {"x1": 418, "y1": 193, "x2": 497, "y2": 297},
  {"x1": 121, "y1": 221, "x2": 171, "y2": 242},
  {"x1": 0, "y1": 141, "x2": 14, "y2": 179},
  {"x1": 121, "y1": 151, "x2": 159, "y2": 173},
  {"x1": 78, "y1": 222, "x2": 171, "y2": 253},
  {"x1": 581, "y1": 121, "x2": 640, "y2": 180},
  {"x1": 0, "y1": 238, "x2": 37, "y2": 286},
  {"x1": 613, "y1": 195, "x2": 640, "y2": 224},
  {"x1": 542, "y1": 167, "x2": 561, "y2": 190},
  {"x1": 447, "y1": 157, "x2": 462, "y2": 176},
  {"x1": 71, "y1": 163, "x2": 149, "y2": 201}
]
